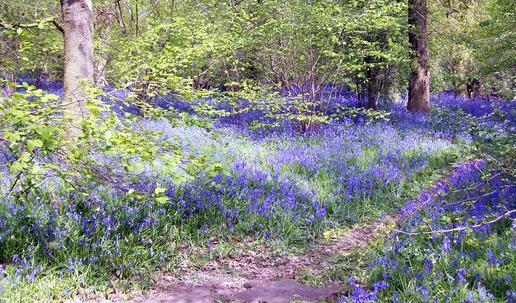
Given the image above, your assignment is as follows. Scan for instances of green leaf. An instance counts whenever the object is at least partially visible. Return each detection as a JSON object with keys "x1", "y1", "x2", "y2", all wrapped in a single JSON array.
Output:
[
  {"x1": 10, "y1": 161, "x2": 25, "y2": 173},
  {"x1": 128, "y1": 162, "x2": 144, "y2": 173},
  {"x1": 104, "y1": 131, "x2": 113, "y2": 141},
  {"x1": 27, "y1": 139, "x2": 43, "y2": 151},
  {"x1": 154, "y1": 187, "x2": 167, "y2": 195},
  {"x1": 155, "y1": 196, "x2": 170, "y2": 204}
]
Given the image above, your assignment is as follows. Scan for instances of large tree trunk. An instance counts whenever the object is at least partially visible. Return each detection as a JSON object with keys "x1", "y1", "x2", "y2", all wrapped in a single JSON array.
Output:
[
  {"x1": 61, "y1": 0, "x2": 93, "y2": 135},
  {"x1": 407, "y1": 0, "x2": 430, "y2": 113}
]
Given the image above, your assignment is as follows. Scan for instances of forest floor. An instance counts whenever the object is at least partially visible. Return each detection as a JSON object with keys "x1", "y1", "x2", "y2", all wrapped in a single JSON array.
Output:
[{"x1": 106, "y1": 215, "x2": 398, "y2": 303}]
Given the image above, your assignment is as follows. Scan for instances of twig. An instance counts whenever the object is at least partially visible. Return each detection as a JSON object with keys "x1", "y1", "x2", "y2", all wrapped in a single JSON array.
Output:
[
  {"x1": 450, "y1": 170, "x2": 503, "y2": 193},
  {"x1": 394, "y1": 209, "x2": 516, "y2": 235},
  {"x1": 441, "y1": 188, "x2": 504, "y2": 208},
  {"x1": 0, "y1": 16, "x2": 63, "y2": 34}
]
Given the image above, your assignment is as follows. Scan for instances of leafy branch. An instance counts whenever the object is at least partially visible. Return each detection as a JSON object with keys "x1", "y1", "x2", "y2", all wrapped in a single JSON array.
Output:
[{"x1": 0, "y1": 16, "x2": 64, "y2": 34}]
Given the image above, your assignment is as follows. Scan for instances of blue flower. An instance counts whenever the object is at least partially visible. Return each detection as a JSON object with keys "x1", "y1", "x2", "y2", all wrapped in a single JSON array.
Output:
[
  {"x1": 442, "y1": 236, "x2": 452, "y2": 253},
  {"x1": 457, "y1": 268, "x2": 467, "y2": 284}
]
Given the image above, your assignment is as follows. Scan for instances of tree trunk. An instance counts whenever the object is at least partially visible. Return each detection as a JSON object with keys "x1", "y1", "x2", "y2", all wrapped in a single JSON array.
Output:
[
  {"x1": 366, "y1": 67, "x2": 378, "y2": 110},
  {"x1": 61, "y1": 0, "x2": 94, "y2": 135},
  {"x1": 367, "y1": 84, "x2": 377, "y2": 110},
  {"x1": 1, "y1": 71, "x2": 16, "y2": 96},
  {"x1": 407, "y1": 0, "x2": 430, "y2": 113}
]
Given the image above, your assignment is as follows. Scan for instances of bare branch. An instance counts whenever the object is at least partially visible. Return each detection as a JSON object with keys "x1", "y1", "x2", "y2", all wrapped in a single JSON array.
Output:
[
  {"x1": 52, "y1": 19, "x2": 65, "y2": 34},
  {"x1": 0, "y1": 18, "x2": 11, "y2": 29},
  {"x1": 0, "y1": 16, "x2": 64, "y2": 35},
  {"x1": 394, "y1": 209, "x2": 516, "y2": 235}
]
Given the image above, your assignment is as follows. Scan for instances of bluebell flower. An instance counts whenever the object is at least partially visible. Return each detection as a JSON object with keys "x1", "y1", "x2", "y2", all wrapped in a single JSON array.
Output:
[
  {"x1": 442, "y1": 236, "x2": 452, "y2": 253},
  {"x1": 457, "y1": 268, "x2": 467, "y2": 284},
  {"x1": 486, "y1": 248, "x2": 503, "y2": 265}
]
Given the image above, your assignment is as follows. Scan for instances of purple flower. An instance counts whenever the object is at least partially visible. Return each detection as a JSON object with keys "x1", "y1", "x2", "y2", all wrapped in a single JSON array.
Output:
[
  {"x1": 442, "y1": 236, "x2": 452, "y2": 253},
  {"x1": 486, "y1": 248, "x2": 503, "y2": 265},
  {"x1": 457, "y1": 268, "x2": 466, "y2": 284},
  {"x1": 372, "y1": 280, "x2": 389, "y2": 291}
]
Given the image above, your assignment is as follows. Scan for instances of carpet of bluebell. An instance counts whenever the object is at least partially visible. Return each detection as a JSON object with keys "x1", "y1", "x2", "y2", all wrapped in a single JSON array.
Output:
[{"x1": 1, "y1": 83, "x2": 515, "y2": 301}]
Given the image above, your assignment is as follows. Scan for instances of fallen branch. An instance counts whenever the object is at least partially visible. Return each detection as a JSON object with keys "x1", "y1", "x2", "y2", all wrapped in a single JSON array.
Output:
[{"x1": 394, "y1": 209, "x2": 516, "y2": 235}]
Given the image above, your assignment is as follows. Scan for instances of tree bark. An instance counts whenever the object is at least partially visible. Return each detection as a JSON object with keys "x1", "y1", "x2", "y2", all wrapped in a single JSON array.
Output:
[
  {"x1": 407, "y1": 0, "x2": 430, "y2": 113},
  {"x1": 61, "y1": 0, "x2": 94, "y2": 135}
]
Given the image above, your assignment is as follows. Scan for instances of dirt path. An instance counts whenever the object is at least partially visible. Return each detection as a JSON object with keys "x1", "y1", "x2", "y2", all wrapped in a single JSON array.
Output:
[{"x1": 108, "y1": 215, "x2": 398, "y2": 303}]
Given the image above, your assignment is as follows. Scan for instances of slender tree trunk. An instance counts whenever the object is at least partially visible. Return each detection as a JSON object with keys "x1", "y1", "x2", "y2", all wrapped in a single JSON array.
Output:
[
  {"x1": 366, "y1": 67, "x2": 378, "y2": 110},
  {"x1": 61, "y1": 0, "x2": 94, "y2": 135},
  {"x1": 407, "y1": 0, "x2": 430, "y2": 113},
  {"x1": 1, "y1": 71, "x2": 16, "y2": 96},
  {"x1": 367, "y1": 83, "x2": 377, "y2": 110},
  {"x1": 1, "y1": 31, "x2": 19, "y2": 96}
]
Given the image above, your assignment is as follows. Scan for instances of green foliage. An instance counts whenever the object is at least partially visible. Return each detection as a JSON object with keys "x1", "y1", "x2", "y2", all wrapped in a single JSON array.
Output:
[
  {"x1": 0, "y1": 2, "x2": 63, "y2": 81},
  {"x1": 0, "y1": 83, "x2": 220, "y2": 203},
  {"x1": 0, "y1": 84, "x2": 65, "y2": 197},
  {"x1": 245, "y1": 93, "x2": 330, "y2": 133},
  {"x1": 99, "y1": 0, "x2": 409, "y2": 113},
  {"x1": 428, "y1": 0, "x2": 479, "y2": 95},
  {"x1": 475, "y1": 0, "x2": 516, "y2": 99},
  {"x1": 109, "y1": 19, "x2": 217, "y2": 99},
  {"x1": 429, "y1": 0, "x2": 516, "y2": 99}
]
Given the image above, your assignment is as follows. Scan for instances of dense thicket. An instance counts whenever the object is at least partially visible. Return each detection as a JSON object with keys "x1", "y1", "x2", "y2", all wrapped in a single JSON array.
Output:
[{"x1": 429, "y1": 0, "x2": 516, "y2": 99}]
